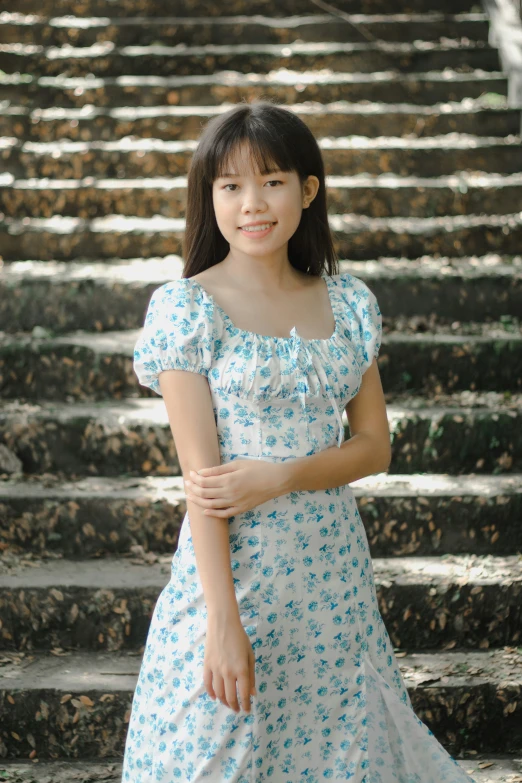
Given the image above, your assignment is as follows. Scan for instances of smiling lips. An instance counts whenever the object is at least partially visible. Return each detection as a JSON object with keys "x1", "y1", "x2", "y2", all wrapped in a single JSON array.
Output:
[{"x1": 239, "y1": 221, "x2": 277, "y2": 236}]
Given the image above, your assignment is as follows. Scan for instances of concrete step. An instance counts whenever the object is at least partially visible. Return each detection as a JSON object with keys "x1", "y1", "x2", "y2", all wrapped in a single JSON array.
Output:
[
  {"x1": 4, "y1": 134, "x2": 521, "y2": 180},
  {"x1": 1, "y1": 755, "x2": 518, "y2": 782},
  {"x1": 1, "y1": 99, "x2": 517, "y2": 142},
  {"x1": 1, "y1": 0, "x2": 518, "y2": 772},
  {"x1": 1, "y1": 212, "x2": 521, "y2": 261},
  {"x1": 12, "y1": 0, "x2": 486, "y2": 17},
  {"x1": 0, "y1": 12, "x2": 491, "y2": 47},
  {"x1": 0, "y1": 326, "x2": 520, "y2": 402},
  {"x1": 0, "y1": 555, "x2": 521, "y2": 653},
  {"x1": 0, "y1": 40, "x2": 501, "y2": 78},
  {"x1": 0, "y1": 70, "x2": 508, "y2": 109},
  {"x1": 2, "y1": 171, "x2": 521, "y2": 220},
  {"x1": 0, "y1": 394, "x2": 519, "y2": 477},
  {"x1": 0, "y1": 649, "x2": 521, "y2": 761},
  {"x1": 1, "y1": 473, "x2": 521, "y2": 559},
  {"x1": 0, "y1": 648, "x2": 521, "y2": 762},
  {"x1": 1, "y1": 255, "x2": 520, "y2": 333}
]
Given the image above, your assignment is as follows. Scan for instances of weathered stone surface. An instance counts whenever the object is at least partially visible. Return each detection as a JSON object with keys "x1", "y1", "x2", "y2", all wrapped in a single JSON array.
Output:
[
  {"x1": 0, "y1": 395, "x2": 520, "y2": 475},
  {"x1": 1, "y1": 212, "x2": 522, "y2": 261},
  {"x1": 0, "y1": 648, "x2": 521, "y2": 761},
  {"x1": 2, "y1": 172, "x2": 522, "y2": 220},
  {"x1": 4, "y1": 136, "x2": 521, "y2": 181},
  {"x1": 0, "y1": 40, "x2": 501, "y2": 79},
  {"x1": 0, "y1": 254, "x2": 520, "y2": 331},
  {"x1": 0, "y1": 474, "x2": 521, "y2": 558},
  {"x1": 1, "y1": 1, "x2": 521, "y2": 769},
  {"x1": 0, "y1": 13, "x2": 491, "y2": 48},
  {"x1": 0, "y1": 558, "x2": 170, "y2": 653},
  {"x1": 386, "y1": 400, "x2": 522, "y2": 472},
  {"x1": 0, "y1": 101, "x2": 517, "y2": 142},
  {"x1": 1, "y1": 755, "x2": 520, "y2": 781},
  {"x1": 0, "y1": 444, "x2": 22, "y2": 476},
  {"x1": 0, "y1": 556, "x2": 521, "y2": 653},
  {"x1": 0, "y1": 70, "x2": 508, "y2": 110},
  {"x1": 0, "y1": 400, "x2": 182, "y2": 476},
  {"x1": 12, "y1": 0, "x2": 486, "y2": 16},
  {"x1": 1, "y1": 325, "x2": 520, "y2": 400}
]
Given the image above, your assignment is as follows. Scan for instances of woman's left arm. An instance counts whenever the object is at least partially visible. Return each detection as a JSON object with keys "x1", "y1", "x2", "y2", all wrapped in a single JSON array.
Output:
[
  {"x1": 185, "y1": 359, "x2": 391, "y2": 516},
  {"x1": 282, "y1": 358, "x2": 391, "y2": 492}
]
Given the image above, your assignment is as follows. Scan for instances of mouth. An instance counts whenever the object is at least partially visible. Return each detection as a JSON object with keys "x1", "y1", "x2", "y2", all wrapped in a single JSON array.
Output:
[{"x1": 238, "y1": 222, "x2": 277, "y2": 238}]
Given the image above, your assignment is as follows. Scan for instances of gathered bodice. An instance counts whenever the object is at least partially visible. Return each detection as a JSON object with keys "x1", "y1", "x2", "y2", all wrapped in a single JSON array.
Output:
[{"x1": 133, "y1": 271, "x2": 382, "y2": 461}]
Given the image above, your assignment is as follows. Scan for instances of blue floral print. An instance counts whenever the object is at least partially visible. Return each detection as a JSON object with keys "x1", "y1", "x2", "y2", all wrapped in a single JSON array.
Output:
[{"x1": 123, "y1": 272, "x2": 476, "y2": 782}]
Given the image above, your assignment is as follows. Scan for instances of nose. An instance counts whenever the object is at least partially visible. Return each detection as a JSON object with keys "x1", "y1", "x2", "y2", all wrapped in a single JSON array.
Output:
[{"x1": 240, "y1": 185, "x2": 268, "y2": 214}]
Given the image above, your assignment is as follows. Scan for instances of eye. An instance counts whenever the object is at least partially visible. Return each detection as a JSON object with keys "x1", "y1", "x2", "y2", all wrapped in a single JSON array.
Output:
[
  {"x1": 265, "y1": 180, "x2": 283, "y2": 187},
  {"x1": 223, "y1": 183, "x2": 238, "y2": 191}
]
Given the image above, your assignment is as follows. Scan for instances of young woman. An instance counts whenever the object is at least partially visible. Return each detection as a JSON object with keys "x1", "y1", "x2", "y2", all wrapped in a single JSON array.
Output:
[{"x1": 124, "y1": 100, "x2": 476, "y2": 782}]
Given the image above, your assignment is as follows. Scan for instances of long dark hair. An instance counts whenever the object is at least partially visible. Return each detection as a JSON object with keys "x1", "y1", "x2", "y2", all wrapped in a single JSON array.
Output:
[{"x1": 182, "y1": 99, "x2": 338, "y2": 280}]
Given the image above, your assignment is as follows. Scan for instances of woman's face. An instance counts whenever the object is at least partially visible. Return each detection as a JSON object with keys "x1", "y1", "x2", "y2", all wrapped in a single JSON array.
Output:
[{"x1": 211, "y1": 142, "x2": 319, "y2": 258}]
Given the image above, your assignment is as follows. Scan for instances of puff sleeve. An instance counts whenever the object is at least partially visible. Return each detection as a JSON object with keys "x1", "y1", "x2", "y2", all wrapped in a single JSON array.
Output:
[
  {"x1": 339, "y1": 272, "x2": 382, "y2": 375},
  {"x1": 133, "y1": 280, "x2": 214, "y2": 396}
]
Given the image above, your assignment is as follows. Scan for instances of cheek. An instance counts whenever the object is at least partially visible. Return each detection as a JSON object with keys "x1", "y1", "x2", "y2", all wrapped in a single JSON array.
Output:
[
  {"x1": 212, "y1": 196, "x2": 234, "y2": 226},
  {"x1": 273, "y1": 189, "x2": 302, "y2": 217},
  {"x1": 276, "y1": 197, "x2": 303, "y2": 229}
]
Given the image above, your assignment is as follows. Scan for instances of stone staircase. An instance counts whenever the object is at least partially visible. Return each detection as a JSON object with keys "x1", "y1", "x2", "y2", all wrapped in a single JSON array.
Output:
[{"x1": 1, "y1": 1, "x2": 522, "y2": 781}]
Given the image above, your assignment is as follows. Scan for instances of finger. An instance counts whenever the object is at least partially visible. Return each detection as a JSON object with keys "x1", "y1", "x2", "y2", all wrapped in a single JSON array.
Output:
[
  {"x1": 191, "y1": 479, "x2": 229, "y2": 495},
  {"x1": 249, "y1": 647, "x2": 257, "y2": 697},
  {"x1": 224, "y1": 676, "x2": 240, "y2": 713},
  {"x1": 193, "y1": 467, "x2": 225, "y2": 479},
  {"x1": 188, "y1": 495, "x2": 232, "y2": 509},
  {"x1": 237, "y1": 671, "x2": 251, "y2": 714},
  {"x1": 185, "y1": 495, "x2": 209, "y2": 511},
  {"x1": 203, "y1": 507, "x2": 240, "y2": 517},
  {"x1": 189, "y1": 474, "x2": 219, "y2": 487},
  {"x1": 197, "y1": 463, "x2": 234, "y2": 475},
  {"x1": 213, "y1": 674, "x2": 227, "y2": 707},
  {"x1": 188, "y1": 484, "x2": 227, "y2": 499},
  {"x1": 203, "y1": 666, "x2": 216, "y2": 700}
]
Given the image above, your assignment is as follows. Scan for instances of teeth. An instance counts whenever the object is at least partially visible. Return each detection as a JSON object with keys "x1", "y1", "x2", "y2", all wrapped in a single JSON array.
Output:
[{"x1": 241, "y1": 223, "x2": 273, "y2": 232}]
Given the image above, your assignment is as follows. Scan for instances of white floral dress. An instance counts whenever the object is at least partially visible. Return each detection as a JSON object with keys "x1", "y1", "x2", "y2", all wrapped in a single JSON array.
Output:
[{"x1": 123, "y1": 271, "x2": 476, "y2": 783}]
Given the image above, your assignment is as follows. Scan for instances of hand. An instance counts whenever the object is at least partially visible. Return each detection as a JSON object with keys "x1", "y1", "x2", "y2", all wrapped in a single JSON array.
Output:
[
  {"x1": 184, "y1": 459, "x2": 286, "y2": 517},
  {"x1": 204, "y1": 614, "x2": 256, "y2": 714}
]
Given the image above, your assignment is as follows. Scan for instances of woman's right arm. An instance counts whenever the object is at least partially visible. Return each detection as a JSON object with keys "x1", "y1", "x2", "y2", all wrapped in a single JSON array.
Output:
[
  {"x1": 158, "y1": 368, "x2": 256, "y2": 713},
  {"x1": 159, "y1": 367, "x2": 239, "y2": 622}
]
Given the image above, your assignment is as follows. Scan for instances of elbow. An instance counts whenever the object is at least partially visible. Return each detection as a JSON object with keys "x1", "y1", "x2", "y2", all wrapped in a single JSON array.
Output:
[
  {"x1": 376, "y1": 442, "x2": 392, "y2": 474},
  {"x1": 380, "y1": 456, "x2": 392, "y2": 474}
]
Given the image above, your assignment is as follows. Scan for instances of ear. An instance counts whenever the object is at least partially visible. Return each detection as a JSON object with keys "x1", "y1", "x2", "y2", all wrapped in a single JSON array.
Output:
[{"x1": 302, "y1": 175, "x2": 320, "y2": 208}]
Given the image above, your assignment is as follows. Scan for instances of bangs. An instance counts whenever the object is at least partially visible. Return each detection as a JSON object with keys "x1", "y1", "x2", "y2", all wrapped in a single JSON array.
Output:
[{"x1": 207, "y1": 123, "x2": 298, "y2": 183}]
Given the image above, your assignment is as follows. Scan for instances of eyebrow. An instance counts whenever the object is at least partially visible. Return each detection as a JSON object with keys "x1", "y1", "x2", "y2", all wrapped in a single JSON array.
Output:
[{"x1": 218, "y1": 169, "x2": 281, "y2": 178}]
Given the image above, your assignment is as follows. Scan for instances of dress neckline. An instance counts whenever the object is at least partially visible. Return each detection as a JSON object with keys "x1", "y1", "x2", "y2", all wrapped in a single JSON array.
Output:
[{"x1": 186, "y1": 272, "x2": 340, "y2": 344}]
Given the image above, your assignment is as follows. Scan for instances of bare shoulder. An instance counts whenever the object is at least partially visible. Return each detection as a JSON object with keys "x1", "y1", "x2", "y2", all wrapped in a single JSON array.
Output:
[{"x1": 190, "y1": 264, "x2": 228, "y2": 295}]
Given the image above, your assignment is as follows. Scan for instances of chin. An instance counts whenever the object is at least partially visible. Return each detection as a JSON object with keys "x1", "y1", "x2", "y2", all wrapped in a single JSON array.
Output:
[{"x1": 235, "y1": 241, "x2": 285, "y2": 255}]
